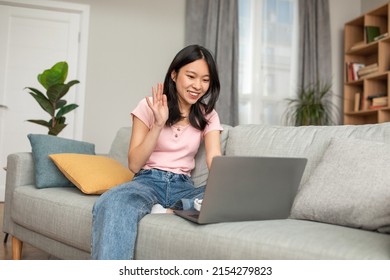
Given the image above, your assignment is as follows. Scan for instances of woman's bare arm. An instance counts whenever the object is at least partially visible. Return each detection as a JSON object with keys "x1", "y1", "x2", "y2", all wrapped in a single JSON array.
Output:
[{"x1": 204, "y1": 130, "x2": 222, "y2": 169}]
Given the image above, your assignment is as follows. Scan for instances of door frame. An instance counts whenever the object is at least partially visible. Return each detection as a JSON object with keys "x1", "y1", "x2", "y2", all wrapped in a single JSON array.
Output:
[{"x1": 0, "y1": 0, "x2": 90, "y2": 140}]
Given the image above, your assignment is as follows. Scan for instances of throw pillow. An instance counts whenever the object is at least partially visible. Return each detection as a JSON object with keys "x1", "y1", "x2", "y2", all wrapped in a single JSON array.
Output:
[
  {"x1": 28, "y1": 134, "x2": 95, "y2": 188},
  {"x1": 290, "y1": 137, "x2": 390, "y2": 233},
  {"x1": 49, "y1": 153, "x2": 134, "y2": 194}
]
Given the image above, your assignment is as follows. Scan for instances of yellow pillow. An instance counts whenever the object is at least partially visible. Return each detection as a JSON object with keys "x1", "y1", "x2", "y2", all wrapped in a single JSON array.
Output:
[{"x1": 49, "y1": 153, "x2": 134, "y2": 194}]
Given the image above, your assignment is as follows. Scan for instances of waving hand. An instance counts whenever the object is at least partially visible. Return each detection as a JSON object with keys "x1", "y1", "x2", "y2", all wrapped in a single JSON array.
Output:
[{"x1": 146, "y1": 83, "x2": 168, "y2": 127}]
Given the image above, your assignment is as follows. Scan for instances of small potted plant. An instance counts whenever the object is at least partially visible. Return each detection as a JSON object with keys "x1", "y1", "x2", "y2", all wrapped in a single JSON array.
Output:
[
  {"x1": 25, "y1": 61, "x2": 79, "y2": 136},
  {"x1": 284, "y1": 80, "x2": 338, "y2": 126}
]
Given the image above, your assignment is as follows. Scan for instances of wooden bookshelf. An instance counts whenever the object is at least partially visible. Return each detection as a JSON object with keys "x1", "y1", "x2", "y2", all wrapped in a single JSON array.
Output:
[{"x1": 344, "y1": 2, "x2": 390, "y2": 124}]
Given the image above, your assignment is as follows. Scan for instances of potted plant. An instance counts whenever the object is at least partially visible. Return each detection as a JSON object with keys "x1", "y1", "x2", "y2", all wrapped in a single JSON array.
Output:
[
  {"x1": 25, "y1": 61, "x2": 79, "y2": 136},
  {"x1": 284, "y1": 80, "x2": 338, "y2": 126}
]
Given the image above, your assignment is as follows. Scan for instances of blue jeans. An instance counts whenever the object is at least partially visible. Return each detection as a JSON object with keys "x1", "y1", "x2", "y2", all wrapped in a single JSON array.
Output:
[{"x1": 91, "y1": 168, "x2": 205, "y2": 260}]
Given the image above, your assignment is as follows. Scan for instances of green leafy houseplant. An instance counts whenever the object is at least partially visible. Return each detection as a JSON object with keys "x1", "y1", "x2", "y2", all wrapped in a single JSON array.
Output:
[
  {"x1": 284, "y1": 81, "x2": 338, "y2": 126},
  {"x1": 25, "y1": 61, "x2": 80, "y2": 136}
]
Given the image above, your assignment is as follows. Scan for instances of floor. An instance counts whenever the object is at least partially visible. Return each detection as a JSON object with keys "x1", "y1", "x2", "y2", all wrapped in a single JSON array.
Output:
[{"x1": 0, "y1": 202, "x2": 54, "y2": 260}]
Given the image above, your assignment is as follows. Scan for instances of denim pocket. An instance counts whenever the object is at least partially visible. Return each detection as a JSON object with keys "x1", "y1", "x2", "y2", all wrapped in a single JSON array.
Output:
[{"x1": 179, "y1": 174, "x2": 193, "y2": 184}]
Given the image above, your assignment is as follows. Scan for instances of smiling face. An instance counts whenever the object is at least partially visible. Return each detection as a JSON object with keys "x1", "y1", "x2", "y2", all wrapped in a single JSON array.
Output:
[{"x1": 171, "y1": 58, "x2": 210, "y2": 112}]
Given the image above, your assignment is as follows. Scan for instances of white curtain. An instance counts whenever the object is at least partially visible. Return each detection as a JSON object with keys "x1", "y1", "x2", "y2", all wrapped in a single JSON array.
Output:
[{"x1": 238, "y1": 0, "x2": 299, "y2": 125}]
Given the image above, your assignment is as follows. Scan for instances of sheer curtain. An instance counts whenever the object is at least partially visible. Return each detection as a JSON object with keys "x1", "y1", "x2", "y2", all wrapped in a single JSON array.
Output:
[{"x1": 238, "y1": 0, "x2": 299, "y2": 125}]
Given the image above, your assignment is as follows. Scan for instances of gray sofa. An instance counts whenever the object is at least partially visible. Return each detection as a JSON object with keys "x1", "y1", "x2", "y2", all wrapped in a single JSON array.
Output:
[{"x1": 3, "y1": 123, "x2": 390, "y2": 260}]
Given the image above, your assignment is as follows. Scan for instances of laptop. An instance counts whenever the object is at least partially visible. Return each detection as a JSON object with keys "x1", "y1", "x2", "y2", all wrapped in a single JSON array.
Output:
[{"x1": 174, "y1": 156, "x2": 307, "y2": 224}]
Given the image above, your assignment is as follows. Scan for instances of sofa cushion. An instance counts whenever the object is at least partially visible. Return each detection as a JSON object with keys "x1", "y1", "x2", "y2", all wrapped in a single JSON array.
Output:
[
  {"x1": 290, "y1": 137, "x2": 390, "y2": 233},
  {"x1": 108, "y1": 127, "x2": 132, "y2": 167},
  {"x1": 135, "y1": 214, "x2": 390, "y2": 259},
  {"x1": 49, "y1": 153, "x2": 134, "y2": 194},
  {"x1": 27, "y1": 134, "x2": 95, "y2": 188},
  {"x1": 224, "y1": 123, "x2": 390, "y2": 187},
  {"x1": 11, "y1": 185, "x2": 97, "y2": 252}
]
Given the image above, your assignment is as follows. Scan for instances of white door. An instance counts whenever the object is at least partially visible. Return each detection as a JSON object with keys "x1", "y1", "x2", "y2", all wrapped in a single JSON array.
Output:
[{"x1": 0, "y1": 0, "x2": 89, "y2": 201}]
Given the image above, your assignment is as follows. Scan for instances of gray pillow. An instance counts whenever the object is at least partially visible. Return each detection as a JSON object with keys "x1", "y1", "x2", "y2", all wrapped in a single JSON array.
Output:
[
  {"x1": 290, "y1": 137, "x2": 390, "y2": 233},
  {"x1": 108, "y1": 127, "x2": 132, "y2": 167},
  {"x1": 28, "y1": 134, "x2": 95, "y2": 188}
]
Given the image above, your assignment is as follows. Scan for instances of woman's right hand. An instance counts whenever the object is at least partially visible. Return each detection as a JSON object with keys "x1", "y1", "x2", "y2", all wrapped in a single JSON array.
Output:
[{"x1": 146, "y1": 83, "x2": 168, "y2": 127}]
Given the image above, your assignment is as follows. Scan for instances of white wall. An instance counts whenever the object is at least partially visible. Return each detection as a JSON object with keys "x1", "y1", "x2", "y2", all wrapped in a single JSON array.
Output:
[
  {"x1": 361, "y1": 0, "x2": 389, "y2": 12},
  {"x1": 58, "y1": 0, "x2": 185, "y2": 153},
  {"x1": 329, "y1": 0, "x2": 361, "y2": 123}
]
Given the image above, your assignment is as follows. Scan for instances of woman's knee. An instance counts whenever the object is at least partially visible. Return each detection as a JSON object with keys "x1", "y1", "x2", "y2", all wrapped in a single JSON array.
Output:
[{"x1": 93, "y1": 182, "x2": 155, "y2": 215}]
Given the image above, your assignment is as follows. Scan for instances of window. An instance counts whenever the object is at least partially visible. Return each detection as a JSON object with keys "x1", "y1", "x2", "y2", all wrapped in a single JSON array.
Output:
[{"x1": 238, "y1": 0, "x2": 298, "y2": 125}]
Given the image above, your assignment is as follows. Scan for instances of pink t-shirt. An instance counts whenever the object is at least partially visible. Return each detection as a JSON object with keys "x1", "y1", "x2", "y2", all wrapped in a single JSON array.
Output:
[{"x1": 131, "y1": 98, "x2": 223, "y2": 175}]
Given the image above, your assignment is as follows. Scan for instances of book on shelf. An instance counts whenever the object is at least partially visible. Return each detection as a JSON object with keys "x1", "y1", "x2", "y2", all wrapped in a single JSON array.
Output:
[
  {"x1": 372, "y1": 96, "x2": 388, "y2": 107},
  {"x1": 368, "y1": 105, "x2": 386, "y2": 110},
  {"x1": 367, "y1": 93, "x2": 386, "y2": 100},
  {"x1": 358, "y1": 62, "x2": 378, "y2": 73},
  {"x1": 357, "y1": 63, "x2": 378, "y2": 78},
  {"x1": 365, "y1": 26, "x2": 380, "y2": 43},
  {"x1": 354, "y1": 92, "x2": 361, "y2": 111},
  {"x1": 365, "y1": 93, "x2": 386, "y2": 110},
  {"x1": 345, "y1": 62, "x2": 351, "y2": 82},
  {"x1": 352, "y1": 63, "x2": 364, "y2": 79},
  {"x1": 374, "y1": 32, "x2": 388, "y2": 41},
  {"x1": 346, "y1": 62, "x2": 365, "y2": 82}
]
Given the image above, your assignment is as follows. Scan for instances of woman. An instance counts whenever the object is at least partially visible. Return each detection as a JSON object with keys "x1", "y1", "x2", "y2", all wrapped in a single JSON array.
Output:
[{"x1": 91, "y1": 45, "x2": 223, "y2": 260}]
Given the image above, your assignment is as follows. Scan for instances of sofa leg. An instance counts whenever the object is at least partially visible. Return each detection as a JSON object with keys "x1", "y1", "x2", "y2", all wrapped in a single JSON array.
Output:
[{"x1": 12, "y1": 236, "x2": 23, "y2": 260}]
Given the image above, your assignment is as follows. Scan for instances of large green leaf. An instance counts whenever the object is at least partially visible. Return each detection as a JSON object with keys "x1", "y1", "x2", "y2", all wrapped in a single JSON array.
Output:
[
  {"x1": 56, "y1": 99, "x2": 67, "y2": 108},
  {"x1": 46, "y1": 79, "x2": 79, "y2": 102},
  {"x1": 38, "y1": 62, "x2": 68, "y2": 90},
  {"x1": 56, "y1": 104, "x2": 79, "y2": 118},
  {"x1": 27, "y1": 92, "x2": 54, "y2": 116},
  {"x1": 67, "y1": 79, "x2": 80, "y2": 87},
  {"x1": 25, "y1": 87, "x2": 45, "y2": 98},
  {"x1": 47, "y1": 84, "x2": 69, "y2": 103},
  {"x1": 58, "y1": 80, "x2": 79, "y2": 100},
  {"x1": 63, "y1": 79, "x2": 80, "y2": 99},
  {"x1": 26, "y1": 119, "x2": 51, "y2": 128}
]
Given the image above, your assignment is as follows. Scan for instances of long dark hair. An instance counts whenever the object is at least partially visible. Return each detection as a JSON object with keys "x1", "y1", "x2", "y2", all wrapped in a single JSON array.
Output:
[{"x1": 163, "y1": 45, "x2": 220, "y2": 131}]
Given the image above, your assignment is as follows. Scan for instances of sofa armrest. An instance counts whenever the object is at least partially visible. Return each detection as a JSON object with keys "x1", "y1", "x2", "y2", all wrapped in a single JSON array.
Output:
[{"x1": 3, "y1": 153, "x2": 35, "y2": 234}]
